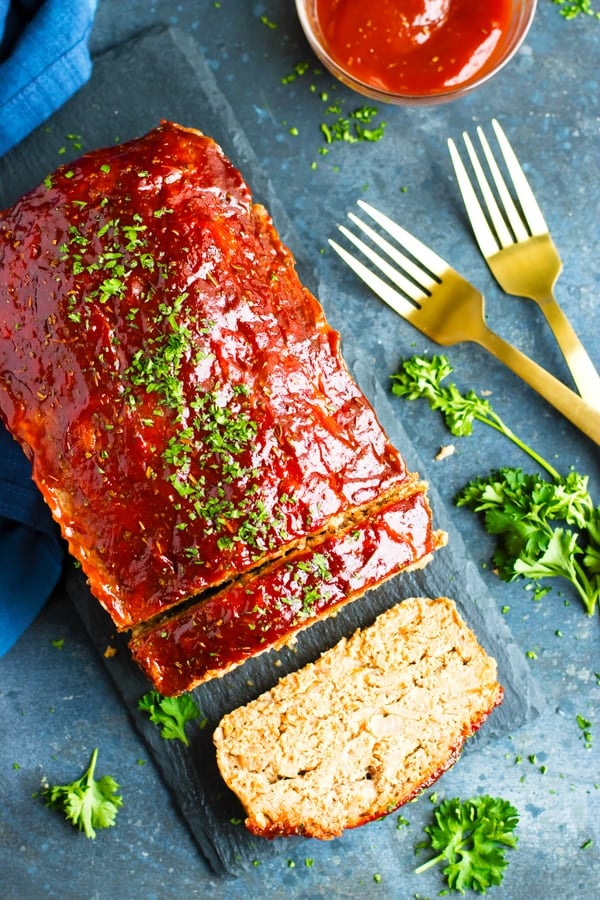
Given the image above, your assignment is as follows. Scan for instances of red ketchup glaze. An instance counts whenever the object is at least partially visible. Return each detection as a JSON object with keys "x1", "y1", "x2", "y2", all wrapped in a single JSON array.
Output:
[
  {"x1": 315, "y1": 0, "x2": 515, "y2": 95},
  {"x1": 0, "y1": 122, "x2": 417, "y2": 630},
  {"x1": 129, "y1": 490, "x2": 438, "y2": 696}
]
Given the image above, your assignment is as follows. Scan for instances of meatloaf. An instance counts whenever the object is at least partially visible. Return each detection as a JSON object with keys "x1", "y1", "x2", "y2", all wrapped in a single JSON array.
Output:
[
  {"x1": 130, "y1": 490, "x2": 436, "y2": 694},
  {"x1": 213, "y1": 597, "x2": 503, "y2": 840},
  {"x1": 0, "y1": 121, "x2": 444, "y2": 687}
]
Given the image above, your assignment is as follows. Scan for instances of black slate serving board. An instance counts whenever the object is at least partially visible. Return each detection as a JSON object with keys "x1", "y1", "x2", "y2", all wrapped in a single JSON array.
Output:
[{"x1": 1, "y1": 26, "x2": 544, "y2": 876}]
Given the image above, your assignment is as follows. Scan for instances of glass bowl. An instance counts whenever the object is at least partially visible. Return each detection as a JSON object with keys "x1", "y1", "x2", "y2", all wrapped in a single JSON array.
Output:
[{"x1": 295, "y1": 0, "x2": 537, "y2": 106}]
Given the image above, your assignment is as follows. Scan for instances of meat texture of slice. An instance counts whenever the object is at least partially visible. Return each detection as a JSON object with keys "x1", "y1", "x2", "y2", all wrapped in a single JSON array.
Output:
[
  {"x1": 130, "y1": 488, "x2": 443, "y2": 695},
  {"x1": 213, "y1": 597, "x2": 503, "y2": 840},
  {"x1": 0, "y1": 121, "x2": 434, "y2": 632}
]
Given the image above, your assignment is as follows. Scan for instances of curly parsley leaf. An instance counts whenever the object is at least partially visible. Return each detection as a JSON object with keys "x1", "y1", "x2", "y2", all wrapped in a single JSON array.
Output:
[
  {"x1": 43, "y1": 748, "x2": 122, "y2": 839},
  {"x1": 415, "y1": 796, "x2": 519, "y2": 895},
  {"x1": 392, "y1": 354, "x2": 600, "y2": 616},
  {"x1": 457, "y1": 470, "x2": 600, "y2": 615},
  {"x1": 138, "y1": 690, "x2": 206, "y2": 745}
]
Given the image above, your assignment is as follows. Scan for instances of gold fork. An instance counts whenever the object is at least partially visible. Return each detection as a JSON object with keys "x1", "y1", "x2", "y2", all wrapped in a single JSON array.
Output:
[
  {"x1": 329, "y1": 200, "x2": 600, "y2": 446},
  {"x1": 448, "y1": 119, "x2": 600, "y2": 406}
]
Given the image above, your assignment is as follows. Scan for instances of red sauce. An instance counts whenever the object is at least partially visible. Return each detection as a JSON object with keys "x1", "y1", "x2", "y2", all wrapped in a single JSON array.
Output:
[{"x1": 315, "y1": 0, "x2": 515, "y2": 96}]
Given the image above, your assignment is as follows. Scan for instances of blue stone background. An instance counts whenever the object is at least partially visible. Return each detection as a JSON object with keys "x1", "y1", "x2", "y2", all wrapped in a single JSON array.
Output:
[{"x1": 0, "y1": 2, "x2": 598, "y2": 897}]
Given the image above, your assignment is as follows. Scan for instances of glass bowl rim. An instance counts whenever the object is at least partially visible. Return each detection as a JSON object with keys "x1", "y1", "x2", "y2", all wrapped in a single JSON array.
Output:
[{"x1": 294, "y1": 0, "x2": 539, "y2": 106}]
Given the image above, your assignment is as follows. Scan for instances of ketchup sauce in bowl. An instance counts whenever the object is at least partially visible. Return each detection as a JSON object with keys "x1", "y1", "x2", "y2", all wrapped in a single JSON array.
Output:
[{"x1": 295, "y1": 0, "x2": 537, "y2": 104}]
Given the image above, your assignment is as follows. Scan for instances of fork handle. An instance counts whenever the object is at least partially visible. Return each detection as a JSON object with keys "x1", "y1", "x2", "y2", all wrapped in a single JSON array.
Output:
[
  {"x1": 539, "y1": 292, "x2": 600, "y2": 408},
  {"x1": 477, "y1": 326, "x2": 600, "y2": 446}
]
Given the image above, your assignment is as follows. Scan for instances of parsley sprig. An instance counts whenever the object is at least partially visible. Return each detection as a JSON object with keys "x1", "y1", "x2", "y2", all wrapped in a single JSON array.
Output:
[
  {"x1": 392, "y1": 354, "x2": 600, "y2": 615},
  {"x1": 458, "y1": 468, "x2": 600, "y2": 615},
  {"x1": 415, "y1": 796, "x2": 519, "y2": 895},
  {"x1": 392, "y1": 354, "x2": 559, "y2": 478},
  {"x1": 138, "y1": 690, "x2": 206, "y2": 745},
  {"x1": 43, "y1": 748, "x2": 122, "y2": 839}
]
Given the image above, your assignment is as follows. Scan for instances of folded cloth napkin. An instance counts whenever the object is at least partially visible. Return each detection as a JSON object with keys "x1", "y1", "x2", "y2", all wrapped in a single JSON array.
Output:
[
  {"x1": 0, "y1": 0, "x2": 97, "y2": 650},
  {"x1": 0, "y1": 423, "x2": 65, "y2": 655},
  {"x1": 0, "y1": 0, "x2": 97, "y2": 156}
]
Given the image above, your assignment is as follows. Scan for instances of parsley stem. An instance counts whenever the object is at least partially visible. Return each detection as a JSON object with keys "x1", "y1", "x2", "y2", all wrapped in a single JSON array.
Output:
[
  {"x1": 85, "y1": 747, "x2": 99, "y2": 787},
  {"x1": 414, "y1": 852, "x2": 446, "y2": 875},
  {"x1": 391, "y1": 355, "x2": 560, "y2": 481},
  {"x1": 569, "y1": 558, "x2": 598, "y2": 616},
  {"x1": 469, "y1": 408, "x2": 561, "y2": 481}
]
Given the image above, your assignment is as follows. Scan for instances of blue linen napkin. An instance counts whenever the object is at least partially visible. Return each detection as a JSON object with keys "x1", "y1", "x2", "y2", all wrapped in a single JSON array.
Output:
[
  {"x1": 0, "y1": 423, "x2": 65, "y2": 656},
  {"x1": 0, "y1": 0, "x2": 97, "y2": 652},
  {"x1": 0, "y1": 0, "x2": 97, "y2": 156}
]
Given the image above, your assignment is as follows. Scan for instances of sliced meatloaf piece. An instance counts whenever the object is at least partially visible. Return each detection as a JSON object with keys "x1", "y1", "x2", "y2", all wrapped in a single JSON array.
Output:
[
  {"x1": 130, "y1": 489, "x2": 443, "y2": 694},
  {"x1": 213, "y1": 597, "x2": 503, "y2": 840}
]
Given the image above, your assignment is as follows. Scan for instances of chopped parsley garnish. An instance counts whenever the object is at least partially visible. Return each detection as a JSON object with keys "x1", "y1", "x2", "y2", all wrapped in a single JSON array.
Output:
[
  {"x1": 56, "y1": 187, "x2": 287, "y2": 556},
  {"x1": 576, "y1": 714, "x2": 593, "y2": 749},
  {"x1": 279, "y1": 59, "x2": 387, "y2": 161},
  {"x1": 553, "y1": 0, "x2": 600, "y2": 18},
  {"x1": 286, "y1": 553, "x2": 334, "y2": 620},
  {"x1": 281, "y1": 61, "x2": 311, "y2": 84},
  {"x1": 320, "y1": 105, "x2": 386, "y2": 146}
]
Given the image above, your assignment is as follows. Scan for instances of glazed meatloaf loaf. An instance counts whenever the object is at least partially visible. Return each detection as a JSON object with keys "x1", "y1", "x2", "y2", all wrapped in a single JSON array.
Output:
[
  {"x1": 214, "y1": 597, "x2": 503, "y2": 840},
  {"x1": 0, "y1": 121, "x2": 444, "y2": 688}
]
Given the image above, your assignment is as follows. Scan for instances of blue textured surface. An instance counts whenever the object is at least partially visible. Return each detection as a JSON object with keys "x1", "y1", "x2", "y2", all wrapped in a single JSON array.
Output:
[{"x1": 0, "y1": 2, "x2": 599, "y2": 898}]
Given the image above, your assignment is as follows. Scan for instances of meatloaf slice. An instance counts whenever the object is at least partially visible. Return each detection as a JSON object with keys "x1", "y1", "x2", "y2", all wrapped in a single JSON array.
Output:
[
  {"x1": 213, "y1": 597, "x2": 503, "y2": 840},
  {"x1": 130, "y1": 488, "x2": 444, "y2": 694}
]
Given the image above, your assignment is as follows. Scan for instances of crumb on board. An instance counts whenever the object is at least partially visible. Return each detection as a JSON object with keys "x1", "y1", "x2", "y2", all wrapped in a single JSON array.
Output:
[{"x1": 435, "y1": 444, "x2": 456, "y2": 461}]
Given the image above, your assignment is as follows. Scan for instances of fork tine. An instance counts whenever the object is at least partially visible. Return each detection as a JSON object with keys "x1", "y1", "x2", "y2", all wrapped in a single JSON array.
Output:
[
  {"x1": 336, "y1": 224, "x2": 426, "y2": 302},
  {"x1": 474, "y1": 127, "x2": 529, "y2": 243},
  {"x1": 448, "y1": 137, "x2": 502, "y2": 257},
  {"x1": 491, "y1": 118, "x2": 548, "y2": 236},
  {"x1": 346, "y1": 212, "x2": 439, "y2": 293},
  {"x1": 465, "y1": 130, "x2": 525, "y2": 244},
  {"x1": 328, "y1": 237, "x2": 421, "y2": 320},
  {"x1": 357, "y1": 199, "x2": 450, "y2": 275}
]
